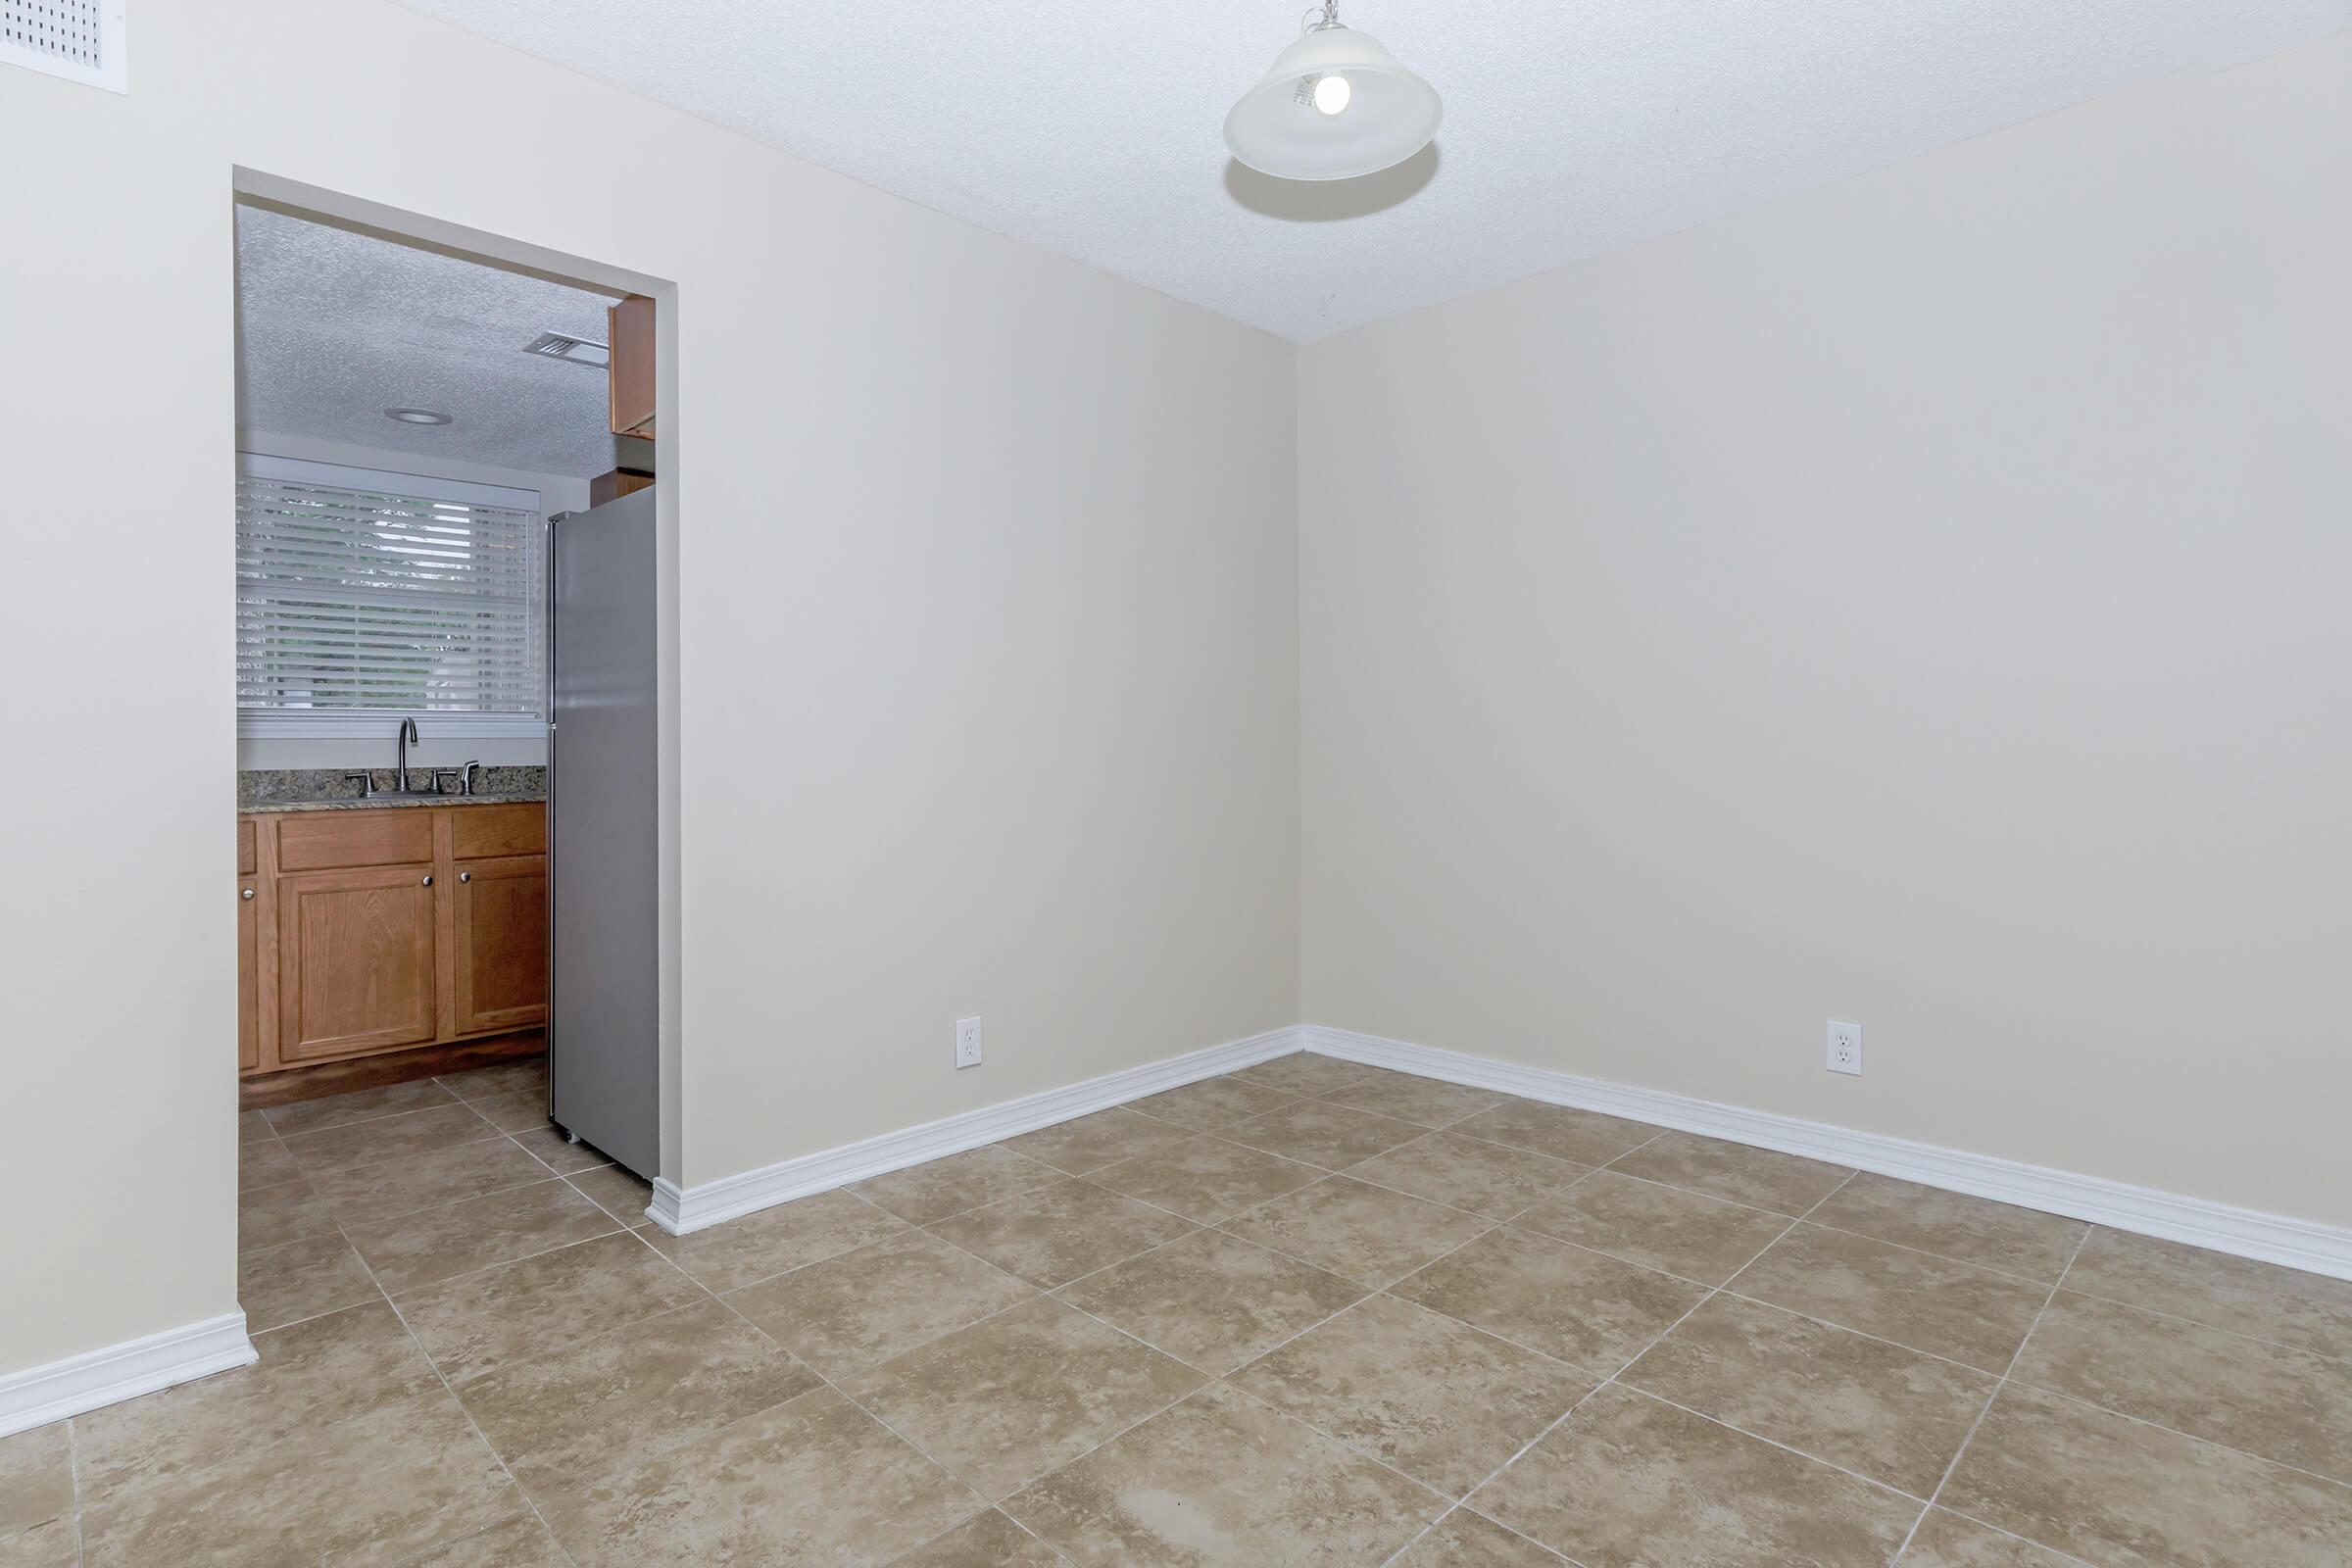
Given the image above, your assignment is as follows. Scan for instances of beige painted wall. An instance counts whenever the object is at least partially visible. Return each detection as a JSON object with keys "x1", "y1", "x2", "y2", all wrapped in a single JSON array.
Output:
[
  {"x1": 1299, "y1": 33, "x2": 2352, "y2": 1226},
  {"x1": 0, "y1": 0, "x2": 1298, "y2": 1376}
]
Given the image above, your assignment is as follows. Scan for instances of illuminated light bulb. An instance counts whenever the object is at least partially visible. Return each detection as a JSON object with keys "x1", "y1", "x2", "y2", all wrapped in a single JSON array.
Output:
[{"x1": 1312, "y1": 73, "x2": 1351, "y2": 115}]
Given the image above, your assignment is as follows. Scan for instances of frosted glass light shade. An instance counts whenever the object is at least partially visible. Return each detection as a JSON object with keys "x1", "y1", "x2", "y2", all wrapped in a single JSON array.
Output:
[{"x1": 1223, "y1": 25, "x2": 1442, "y2": 181}]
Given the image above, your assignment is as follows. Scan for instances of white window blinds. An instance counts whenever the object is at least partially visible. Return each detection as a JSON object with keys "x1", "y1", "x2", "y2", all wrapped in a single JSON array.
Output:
[{"x1": 236, "y1": 455, "x2": 546, "y2": 733}]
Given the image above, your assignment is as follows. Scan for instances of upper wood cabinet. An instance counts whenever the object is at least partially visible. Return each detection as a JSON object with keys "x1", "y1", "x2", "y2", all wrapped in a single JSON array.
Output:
[
  {"x1": 276, "y1": 863, "x2": 441, "y2": 1063},
  {"x1": 608, "y1": 295, "x2": 657, "y2": 439},
  {"x1": 453, "y1": 854, "x2": 549, "y2": 1037}
]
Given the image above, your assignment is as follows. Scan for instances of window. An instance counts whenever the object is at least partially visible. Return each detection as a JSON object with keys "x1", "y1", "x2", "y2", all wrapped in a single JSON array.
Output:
[{"x1": 235, "y1": 455, "x2": 546, "y2": 738}]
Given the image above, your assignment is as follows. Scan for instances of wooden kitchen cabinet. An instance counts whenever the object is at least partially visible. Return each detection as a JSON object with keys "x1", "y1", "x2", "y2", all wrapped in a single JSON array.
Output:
[
  {"x1": 237, "y1": 878, "x2": 261, "y2": 1073},
  {"x1": 239, "y1": 802, "x2": 547, "y2": 1076},
  {"x1": 608, "y1": 294, "x2": 657, "y2": 439},
  {"x1": 453, "y1": 854, "x2": 549, "y2": 1037},
  {"x1": 276, "y1": 864, "x2": 442, "y2": 1063}
]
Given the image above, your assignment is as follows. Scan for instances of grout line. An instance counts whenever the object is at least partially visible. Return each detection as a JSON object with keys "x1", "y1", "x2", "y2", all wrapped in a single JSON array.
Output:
[
  {"x1": 1887, "y1": 1223, "x2": 2095, "y2": 1563},
  {"x1": 1385, "y1": 1170, "x2": 1861, "y2": 1560},
  {"x1": 63, "y1": 1408, "x2": 86, "y2": 1563},
  {"x1": 2036, "y1": 1280, "x2": 2352, "y2": 1370},
  {"x1": 326, "y1": 1212, "x2": 584, "y2": 1568},
  {"x1": 1905, "y1": 1505, "x2": 2105, "y2": 1568}
]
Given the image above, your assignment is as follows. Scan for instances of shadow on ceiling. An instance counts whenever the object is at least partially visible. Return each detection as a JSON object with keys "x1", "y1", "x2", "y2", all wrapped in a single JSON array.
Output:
[{"x1": 1222, "y1": 143, "x2": 1441, "y2": 220}]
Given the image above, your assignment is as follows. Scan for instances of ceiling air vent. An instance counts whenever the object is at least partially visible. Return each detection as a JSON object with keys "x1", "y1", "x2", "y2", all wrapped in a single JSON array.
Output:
[
  {"x1": 2, "y1": 0, "x2": 125, "y2": 92},
  {"x1": 522, "y1": 330, "x2": 611, "y2": 368}
]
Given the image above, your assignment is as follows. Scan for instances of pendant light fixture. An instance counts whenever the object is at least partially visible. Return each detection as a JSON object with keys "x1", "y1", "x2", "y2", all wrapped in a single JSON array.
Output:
[{"x1": 1223, "y1": 1, "x2": 1443, "y2": 182}]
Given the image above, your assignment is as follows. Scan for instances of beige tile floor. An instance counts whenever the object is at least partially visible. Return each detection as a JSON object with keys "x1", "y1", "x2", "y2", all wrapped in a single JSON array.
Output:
[{"x1": 6, "y1": 1053, "x2": 2351, "y2": 1564}]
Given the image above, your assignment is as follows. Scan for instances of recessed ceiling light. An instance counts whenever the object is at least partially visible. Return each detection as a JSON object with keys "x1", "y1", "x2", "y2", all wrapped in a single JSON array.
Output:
[{"x1": 385, "y1": 407, "x2": 453, "y2": 425}]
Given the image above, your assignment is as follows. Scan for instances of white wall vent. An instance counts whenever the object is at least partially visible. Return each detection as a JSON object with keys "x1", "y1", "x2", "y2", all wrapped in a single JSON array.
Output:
[
  {"x1": 2, "y1": 0, "x2": 125, "y2": 92},
  {"x1": 522, "y1": 330, "x2": 611, "y2": 368}
]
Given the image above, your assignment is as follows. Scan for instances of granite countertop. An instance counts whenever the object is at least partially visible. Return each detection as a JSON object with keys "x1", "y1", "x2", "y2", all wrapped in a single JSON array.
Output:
[
  {"x1": 238, "y1": 765, "x2": 547, "y2": 813},
  {"x1": 241, "y1": 792, "x2": 547, "y2": 815}
]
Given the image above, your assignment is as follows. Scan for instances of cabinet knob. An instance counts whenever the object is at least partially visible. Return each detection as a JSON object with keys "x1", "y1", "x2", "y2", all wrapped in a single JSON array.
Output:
[
  {"x1": 240, "y1": 887, "x2": 256, "y2": 901},
  {"x1": 458, "y1": 871, "x2": 471, "y2": 883},
  {"x1": 421, "y1": 874, "x2": 434, "y2": 887}
]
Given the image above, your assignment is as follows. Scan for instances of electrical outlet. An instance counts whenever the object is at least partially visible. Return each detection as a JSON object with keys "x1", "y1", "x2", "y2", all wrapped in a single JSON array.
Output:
[
  {"x1": 1826, "y1": 1020, "x2": 1862, "y2": 1076},
  {"x1": 956, "y1": 1016, "x2": 983, "y2": 1070}
]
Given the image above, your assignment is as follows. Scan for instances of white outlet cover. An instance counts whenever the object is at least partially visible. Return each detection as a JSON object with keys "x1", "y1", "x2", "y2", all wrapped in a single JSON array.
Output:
[
  {"x1": 1827, "y1": 1020, "x2": 1863, "y2": 1076},
  {"x1": 956, "y1": 1016, "x2": 982, "y2": 1070}
]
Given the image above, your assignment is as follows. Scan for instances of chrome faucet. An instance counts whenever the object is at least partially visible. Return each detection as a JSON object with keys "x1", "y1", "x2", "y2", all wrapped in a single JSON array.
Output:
[{"x1": 396, "y1": 716, "x2": 421, "y2": 793}]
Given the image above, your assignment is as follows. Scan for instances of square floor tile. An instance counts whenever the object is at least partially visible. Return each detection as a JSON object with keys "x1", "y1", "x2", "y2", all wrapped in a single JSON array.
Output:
[
  {"x1": 463, "y1": 1088, "x2": 556, "y2": 1134},
  {"x1": 1001, "y1": 1107, "x2": 1196, "y2": 1175},
  {"x1": 1470, "y1": 1385, "x2": 1917, "y2": 1567},
  {"x1": 1340, "y1": 1132, "x2": 1588, "y2": 1221},
  {"x1": 1605, "y1": 1131, "x2": 1853, "y2": 1216},
  {"x1": 506, "y1": 1124, "x2": 619, "y2": 1175},
  {"x1": 437, "y1": 1057, "x2": 549, "y2": 1102},
  {"x1": 1807, "y1": 1172, "x2": 2086, "y2": 1283},
  {"x1": 1319, "y1": 1069, "x2": 1507, "y2": 1129},
  {"x1": 345, "y1": 1178, "x2": 619, "y2": 1294},
  {"x1": 454, "y1": 1298, "x2": 818, "y2": 1498},
  {"x1": 1004, "y1": 1382, "x2": 1440, "y2": 1566},
  {"x1": 396, "y1": 1512, "x2": 572, "y2": 1567},
  {"x1": 1729, "y1": 1223, "x2": 2051, "y2": 1373},
  {"x1": 564, "y1": 1162, "x2": 654, "y2": 1226},
  {"x1": 1054, "y1": 1227, "x2": 1367, "y2": 1375},
  {"x1": 2063, "y1": 1227, "x2": 2352, "y2": 1362},
  {"x1": 849, "y1": 1146, "x2": 1065, "y2": 1225},
  {"x1": 1221, "y1": 1177, "x2": 1493, "y2": 1288},
  {"x1": 1392, "y1": 1226, "x2": 1703, "y2": 1372},
  {"x1": 0, "y1": 1424, "x2": 73, "y2": 1538},
  {"x1": 304, "y1": 1136, "x2": 560, "y2": 1228},
  {"x1": 1900, "y1": 1509, "x2": 2081, "y2": 1567},
  {"x1": 536, "y1": 1385, "x2": 981, "y2": 1567},
  {"x1": 1221, "y1": 1099, "x2": 1432, "y2": 1172},
  {"x1": 394, "y1": 1232, "x2": 705, "y2": 1384},
  {"x1": 726, "y1": 1228, "x2": 1035, "y2": 1380},
  {"x1": 927, "y1": 1179, "x2": 1194, "y2": 1289},
  {"x1": 74, "y1": 1301, "x2": 440, "y2": 1507},
  {"x1": 1125, "y1": 1075, "x2": 1299, "y2": 1132},
  {"x1": 846, "y1": 1297, "x2": 1205, "y2": 1500},
  {"x1": 238, "y1": 1138, "x2": 304, "y2": 1192},
  {"x1": 262, "y1": 1078, "x2": 461, "y2": 1137},
  {"x1": 1231, "y1": 1294, "x2": 1596, "y2": 1497},
  {"x1": 275, "y1": 1103, "x2": 501, "y2": 1177},
  {"x1": 1085, "y1": 1138, "x2": 1323, "y2": 1224},
  {"x1": 2010, "y1": 1290, "x2": 2352, "y2": 1485},
  {"x1": 0, "y1": 1518, "x2": 78, "y2": 1567},
  {"x1": 1228, "y1": 1053, "x2": 1380, "y2": 1098},
  {"x1": 640, "y1": 1187, "x2": 906, "y2": 1292},
  {"x1": 1449, "y1": 1101, "x2": 1660, "y2": 1167},
  {"x1": 237, "y1": 1176, "x2": 338, "y2": 1255},
  {"x1": 1514, "y1": 1170, "x2": 1792, "y2": 1285},
  {"x1": 1390, "y1": 1510, "x2": 1567, "y2": 1566},
  {"x1": 1622, "y1": 1293, "x2": 1996, "y2": 1496},
  {"x1": 80, "y1": 1386, "x2": 516, "y2": 1568},
  {"x1": 892, "y1": 1508, "x2": 1066, "y2": 1566},
  {"x1": 1940, "y1": 1383, "x2": 2352, "y2": 1567},
  {"x1": 238, "y1": 1232, "x2": 380, "y2": 1332},
  {"x1": 238, "y1": 1109, "x2": 275, "y2": 1145}
]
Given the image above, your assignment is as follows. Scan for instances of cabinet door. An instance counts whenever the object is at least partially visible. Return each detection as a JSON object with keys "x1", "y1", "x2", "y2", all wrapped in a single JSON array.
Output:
[
  {"x1": 237, "y1": 879, "x2": 261, "y2": 1072},
  {"x1": 453, "y1": 855, "x2": 548, "y2": 1036},
  {"x1": 277, "y1": 864, "x2": 440, "y2": 1062}
]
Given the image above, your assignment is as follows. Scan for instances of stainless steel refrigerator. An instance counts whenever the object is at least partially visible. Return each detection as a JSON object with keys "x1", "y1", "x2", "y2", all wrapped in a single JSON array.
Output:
[{"x1": 547, "y1": 486, "x2": 660, "y2": 1178}]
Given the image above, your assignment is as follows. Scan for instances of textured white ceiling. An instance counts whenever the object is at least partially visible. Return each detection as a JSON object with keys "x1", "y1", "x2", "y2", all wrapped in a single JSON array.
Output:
[
  {"x1": 390, "y1": 0, "x2": 2348, "y2": 341},
  {"x1": 235, "y1": 205, "x2": 622, "y2": 475}
]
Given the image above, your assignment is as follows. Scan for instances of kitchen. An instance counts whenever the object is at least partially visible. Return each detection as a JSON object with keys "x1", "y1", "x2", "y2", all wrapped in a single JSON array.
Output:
[{"x1": 233, "y1": 202, "x2": 663, "y2": 1301}]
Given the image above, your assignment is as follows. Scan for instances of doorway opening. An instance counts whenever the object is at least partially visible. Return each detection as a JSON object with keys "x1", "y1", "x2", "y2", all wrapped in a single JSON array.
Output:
[{"x1": 230, "y1": 179, "x2": 675, "y2": 1329}]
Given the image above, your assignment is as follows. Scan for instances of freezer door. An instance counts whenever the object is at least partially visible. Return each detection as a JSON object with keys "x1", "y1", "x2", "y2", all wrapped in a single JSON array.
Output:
[{"x1": 548, "y1": 486, "x2": 661, "y2": 1178}]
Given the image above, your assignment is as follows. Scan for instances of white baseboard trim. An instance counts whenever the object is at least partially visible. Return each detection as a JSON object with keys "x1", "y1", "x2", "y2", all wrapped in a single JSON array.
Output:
[
  {"x1": 1300, "y1": 1024, "x2": 2352, "y2": 1282},
  {"x1": 0, "y1": 1312, "x2": 257, "y2": 1439},
  {"x1": 647, "y1": 1025, "x2": 1304, "y2": 1235}
]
